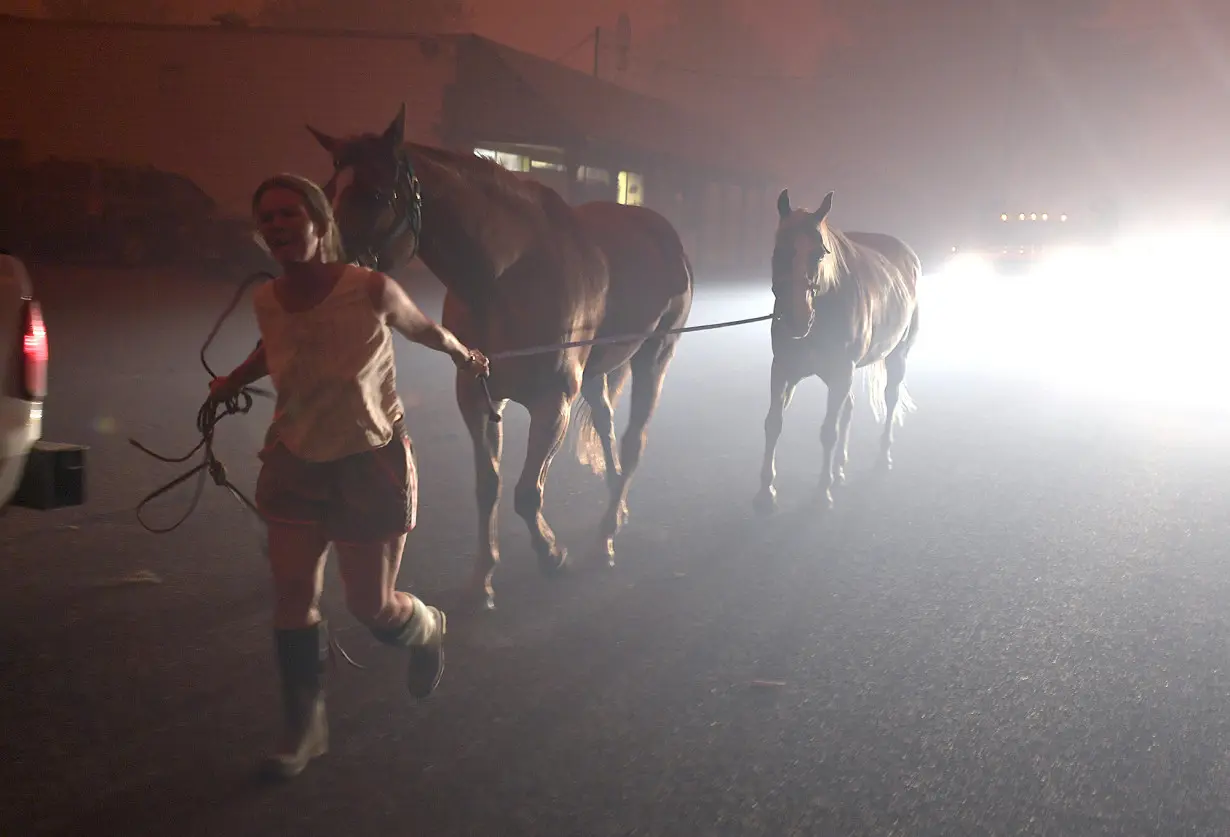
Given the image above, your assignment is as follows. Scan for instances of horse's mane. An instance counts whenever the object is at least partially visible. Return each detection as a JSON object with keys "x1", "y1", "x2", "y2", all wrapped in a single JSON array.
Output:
[
  {"x1": 818, "y1": 222, "x2": 855, "y2": 291},
  {"x1": 776, "y1": 209, "x2": 857, "y2": 293},
  {"x1": 404, "y1": 142, "x2": 577, "y2": 227}
]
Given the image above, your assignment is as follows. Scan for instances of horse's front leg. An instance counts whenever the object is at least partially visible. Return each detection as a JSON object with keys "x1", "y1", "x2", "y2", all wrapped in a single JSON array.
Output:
[
  {"x1": 514, "y1": 389, "x2": 575, "y2": 575},
  {"x1": 456, "y1": 371, "x2": 507, "y2": 610},
  {"x1": 819, "y1": 365, "x2": 854, "y2": 510},
  {"x1": 754, "y1": 358, "x2": 798, "y2": 515},
  {"x1": 834, "y1": 393, "x2": 854, "y2": 485}
]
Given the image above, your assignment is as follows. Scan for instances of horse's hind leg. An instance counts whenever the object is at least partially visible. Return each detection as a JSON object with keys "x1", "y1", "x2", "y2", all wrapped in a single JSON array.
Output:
[
  {"x1": 599, "y1": 336, "x2": 678, "y2": 567},
  {"x1": 819, "y1": 365, "x2": 855, "y2": 510},
  {"x1": 879, "y1": 351, "x2": 907, "y2": 472},
  {"x1": 456, "y1": 372, "x2": 506, "y2": 610},
  {"x1": 754, "y1": 357, "x2": 798, "y2": 515},
  {"x1": 580, "y1": 366, "x2": 629, "y2": 524},
  {"x1": 514, "y1": 389, "x2": 575, "y2": 576},
  {"x1": 879, "y1": 309, "x2": 918, "y2": 471}
]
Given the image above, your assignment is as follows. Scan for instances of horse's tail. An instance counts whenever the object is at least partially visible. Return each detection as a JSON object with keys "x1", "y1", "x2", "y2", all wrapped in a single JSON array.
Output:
[
  {"x1": 572, "y1": 397, "x2": 603, "y2": 474},
  {"x1": 895, "y1": 378, "x2": 917, "y2": 425},
  {"x1": 573, "y1": 365, "x2": 631, "y2": 475},
  {"x1": 863, "y1": 360, "x2": 888, "y2": 424}
]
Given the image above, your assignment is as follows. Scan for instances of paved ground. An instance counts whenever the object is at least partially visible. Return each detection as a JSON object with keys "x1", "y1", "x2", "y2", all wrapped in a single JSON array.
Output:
[{"x1": 2, "y1": 264, "x2": 1229, "y2": 837}]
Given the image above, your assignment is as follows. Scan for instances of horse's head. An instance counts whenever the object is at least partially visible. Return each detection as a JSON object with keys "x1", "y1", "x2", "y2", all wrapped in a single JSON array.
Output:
[
  {"x1": 772, "y1": 188, "x2": 835, "y2": 339},
  {"x1": 306, "y1": 104, "x2": 422, "y2": 271}
]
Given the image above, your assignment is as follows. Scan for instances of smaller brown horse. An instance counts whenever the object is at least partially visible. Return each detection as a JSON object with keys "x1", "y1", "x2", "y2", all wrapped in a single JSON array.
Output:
[
  {"x1": 307, "y1": 107, "x2": 694, "y2": 609},
  {"x1": 755, "y1": 189, "x2": 921, "y2": 514}
]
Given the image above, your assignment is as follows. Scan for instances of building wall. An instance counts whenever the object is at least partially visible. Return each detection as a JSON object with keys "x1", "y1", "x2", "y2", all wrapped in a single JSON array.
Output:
[
  {"x1": 0, "y1": 18, "x2": 777, "y2": 276},
  {"x1": 0, "y1": 19, "x2": 456, "y2": 215}
]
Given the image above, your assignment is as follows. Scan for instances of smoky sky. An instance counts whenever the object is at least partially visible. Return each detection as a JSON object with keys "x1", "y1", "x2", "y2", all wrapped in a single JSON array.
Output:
[{"x1": 5, "y1": 0, "x2": 1228, "y2": 232}]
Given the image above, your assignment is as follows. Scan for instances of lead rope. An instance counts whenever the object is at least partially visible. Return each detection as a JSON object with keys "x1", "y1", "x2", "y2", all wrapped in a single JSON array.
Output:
[
  {"x1": 474, "y1": 311, "x2": 776, "y2": 422},
  {"x1": 129, "y1": 270, "x2": 364, "y2": 672}
]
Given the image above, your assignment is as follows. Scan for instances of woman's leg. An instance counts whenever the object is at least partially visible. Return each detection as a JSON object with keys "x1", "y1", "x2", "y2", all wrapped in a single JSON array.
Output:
[
  {"x1": 334, "y1": 535, "x2": 447, "y2": 699},
  {"x1": 256, "y1": 441, "x2": 334, "y2": 780},
  {"x1": 332, "y1": 428, "x2": 446, "y2": 698},
  {"x1": 268, "y1": 521, "x2": 330, "y2": 629},
  {"x1": 264, "y1": 521, "x2": 331, "y2": 779}
]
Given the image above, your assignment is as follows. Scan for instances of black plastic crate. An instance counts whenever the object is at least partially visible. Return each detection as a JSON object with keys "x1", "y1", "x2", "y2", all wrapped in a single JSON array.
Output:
[{"x1": 12, "y1": 441, "x2": 87, "y2": 510}]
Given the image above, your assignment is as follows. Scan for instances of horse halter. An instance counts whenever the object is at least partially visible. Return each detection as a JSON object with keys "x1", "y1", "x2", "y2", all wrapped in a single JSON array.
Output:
[
  {"x1": 327, "y1": 148, "x2": 423, "y2": 271},
  {"x1": 770, "y1": 240, "x2": 828, "y2": 299}
]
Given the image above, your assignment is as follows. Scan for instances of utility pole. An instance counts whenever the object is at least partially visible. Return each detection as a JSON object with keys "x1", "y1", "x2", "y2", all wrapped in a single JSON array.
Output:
[{"x1": 591, "y1": 15, "x2": 630, "y2": 80}]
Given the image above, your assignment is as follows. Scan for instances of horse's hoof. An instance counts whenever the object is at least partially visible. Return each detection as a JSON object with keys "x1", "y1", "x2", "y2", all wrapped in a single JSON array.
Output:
[
  {"x1": 465, "y1": 587, "x2": 496, "y2": 612},
  {"x1": 593, "y1": 537, "x2": 616, "y2": 569},
  {"x1": 537, "y1": 547, "x2": 569, "y2": 576},
  {"x1": 817, "y1": 488, "x2": 835, "y2": 511},
  {"x1": 753, "y1": 490, "x2": 778, "y2": 516},
  {"x1": 876, "y1": 457, "x2": 893, "y2": 473}
]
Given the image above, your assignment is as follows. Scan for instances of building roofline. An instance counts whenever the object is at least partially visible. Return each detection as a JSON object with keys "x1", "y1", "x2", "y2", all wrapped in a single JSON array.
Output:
[
  {"x1": 460, "y1": 34, "x2": 687, "y2": 111},
  {"x1": 0, "y1": 16, "x2": 686, "y2": 111},
  {"x1": 0, "y1": 13, "x2": 459, "y2": 43}
]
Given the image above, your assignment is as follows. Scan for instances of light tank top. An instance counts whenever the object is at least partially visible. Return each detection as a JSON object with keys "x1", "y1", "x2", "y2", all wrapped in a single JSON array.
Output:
[{"x1": 252, "y1": 265, "x2": 404, "y2": 462}]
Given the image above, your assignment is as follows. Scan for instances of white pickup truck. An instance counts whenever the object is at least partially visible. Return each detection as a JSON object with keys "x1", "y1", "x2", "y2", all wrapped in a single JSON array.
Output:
[{"x1": 0, "y1": 251, "x2": 84, "y2": 511}]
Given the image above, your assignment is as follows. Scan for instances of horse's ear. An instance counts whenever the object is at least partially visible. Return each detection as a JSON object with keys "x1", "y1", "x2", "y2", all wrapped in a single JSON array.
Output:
[
  {"x1": 811, "y1": 190, "x2": 835, "y2": 227},
  {"x1": 382, "y1": 103, "x2": 406, "y2": 148},
  {"x1": 307, "y1": 124, "x2": 342, "y2": 156},
  {"x1": 777, "y1": 188, "x2": 791, "y2": 220}
]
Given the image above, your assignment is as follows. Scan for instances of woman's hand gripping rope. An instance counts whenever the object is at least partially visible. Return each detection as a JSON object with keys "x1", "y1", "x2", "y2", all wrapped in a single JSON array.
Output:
[
  {"x1": 456, "y1": 347, "x2": 500, "y2": 423},
  {"x1": 128, "y1": 271, "x2": 274, "y2": 536},
  {"x1": 128, "y1": 369, "x2": 267, "y2": 535}
]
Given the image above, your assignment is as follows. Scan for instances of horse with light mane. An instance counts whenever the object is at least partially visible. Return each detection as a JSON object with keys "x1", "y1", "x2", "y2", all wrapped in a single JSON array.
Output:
[
  {"x1": 307, "y1": 106, "x2": 694, "y2": 610},
  {"x1": 755, "y1": 189, "x2": 921, "y2": 514}
]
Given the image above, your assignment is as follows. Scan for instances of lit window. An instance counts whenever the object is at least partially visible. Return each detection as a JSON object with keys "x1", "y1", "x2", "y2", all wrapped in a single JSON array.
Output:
[
  {"x1": 474, "y1": 149, "x2": 528, "y2": 172},
  {"x1": 617, "y1": 171, "x2": 644, "y2": 206},
  {"x1": 531, "y1": 160, "x2": 566, "y2": 172},
  {"x1": 577, "y1": 165, "x2": 610, "y2": 184}
]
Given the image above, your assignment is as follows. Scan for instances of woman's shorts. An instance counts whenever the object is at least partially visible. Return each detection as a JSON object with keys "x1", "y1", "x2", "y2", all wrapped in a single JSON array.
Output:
[{"x1": 255, "y1": 420, "x2": 417, "y2": 544}]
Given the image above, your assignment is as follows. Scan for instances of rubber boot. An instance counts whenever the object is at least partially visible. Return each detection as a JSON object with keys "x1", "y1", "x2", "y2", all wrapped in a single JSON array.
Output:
[
  {"x1": 370, "y1": 595, "x2": 447, "y2": 699},
  {"x1": 262, "y1": 621, "x2": 329, "y2": 780}
]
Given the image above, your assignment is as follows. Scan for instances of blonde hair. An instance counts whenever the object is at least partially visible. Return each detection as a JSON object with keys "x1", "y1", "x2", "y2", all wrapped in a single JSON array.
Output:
[{"x1": 251, "y1": 173, "x2": 345, "y2": 263}]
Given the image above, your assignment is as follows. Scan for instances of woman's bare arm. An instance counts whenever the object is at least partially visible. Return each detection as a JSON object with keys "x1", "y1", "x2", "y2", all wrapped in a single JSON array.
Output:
[
  {"x1": 367, "y1": 270, "x2": 488, "y2": 375},
  {"x1": 226, "y1": 342, "x2": 269, "y2": 389},
  {"x1": 209, "y1": 342, "x2": 268, "y2": 402}
]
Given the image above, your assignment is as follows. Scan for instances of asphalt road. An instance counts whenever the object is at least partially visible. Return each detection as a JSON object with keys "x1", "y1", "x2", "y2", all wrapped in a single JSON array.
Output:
[{"x1": 2, "y1": 264, "x2": 1229, "y2": 837}]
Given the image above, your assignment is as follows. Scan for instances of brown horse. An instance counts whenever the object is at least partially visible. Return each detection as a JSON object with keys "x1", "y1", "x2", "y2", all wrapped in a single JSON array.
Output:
[
  {"x1": 754, "y1": 189, "x2": 921, "y2": 514},
  {"x1": 307, "y1": 107, "x2": 694, "y2": 609}
]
